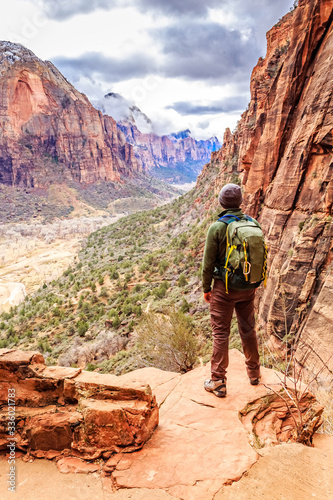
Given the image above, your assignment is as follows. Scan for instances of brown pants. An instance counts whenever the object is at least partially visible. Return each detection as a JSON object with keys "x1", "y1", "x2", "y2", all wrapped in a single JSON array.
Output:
[{"x1": 210, "y1": 279, "x2": 260, "y2": 380}]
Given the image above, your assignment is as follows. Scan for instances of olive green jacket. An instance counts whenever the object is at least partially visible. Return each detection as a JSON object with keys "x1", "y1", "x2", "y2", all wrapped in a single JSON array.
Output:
[{"x1": 202, "y1": 208, "x2": 246, "y2": 293}]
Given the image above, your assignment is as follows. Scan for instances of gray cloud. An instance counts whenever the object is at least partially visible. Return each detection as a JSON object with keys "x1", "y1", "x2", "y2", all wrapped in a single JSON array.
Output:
[
  {"x1": 38, "y1": 0, "x2": 294, "y2": 25},
  {"x1": 52, "y1": 52, "x2": 155, "y2": 83},
  {"x1": 169, "y1": 96, "x2": 249, "y2": 115},
  {"x1": 37, "y1": 0, "x2": 228, "y2": 21},
  {"x1": 38, "y1": 0, "x2": 119, "y2": 21},
  {"x1": 228, "y1": 0, "x2": 295, "y2": 51},
  {"x1": 137, "y1": 0, "x2": 295, "y2": 21},
  {"x1": 157, "y1": 22, "x2": 259, "y2": 82},
  {"x1": 51, "y1": 22, "x2": 259, "y2": 86},
  {"x1": 229, "y1": 0, "x2": 294, "y2": 22},
  {"x1": 135, "y1": 0, "x2": 222, "y2": 17}
]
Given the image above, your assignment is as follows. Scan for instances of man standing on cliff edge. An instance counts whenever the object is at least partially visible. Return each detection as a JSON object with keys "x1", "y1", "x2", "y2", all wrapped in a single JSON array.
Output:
[{"x1": 202, "y1": 183, "x2": 262, "y2": 398}]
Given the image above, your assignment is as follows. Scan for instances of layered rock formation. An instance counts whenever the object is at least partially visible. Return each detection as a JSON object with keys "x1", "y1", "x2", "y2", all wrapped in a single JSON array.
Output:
[
  {"x1": 199, "y1": 0, "x2": 333, "y2": 381},
  {"x1": 0, "y1": 349, "x2": 158, "y2": 459},
  {"x1": 0, "y1": 349, "x2": 324, "y2": 499},
  {"x1": 0, "y1": 42, "x2": 140, "y2": 188},
  {"x1": 96, "y1": 92, "x2": 221, "y2": 183},
  {"x1": 118, "y1": 123, "x2": 220, "y2": 183}
]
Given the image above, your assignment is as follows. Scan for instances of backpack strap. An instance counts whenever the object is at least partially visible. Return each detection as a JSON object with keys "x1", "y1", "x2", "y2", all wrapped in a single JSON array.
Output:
[
  {"x1": 218, "y1": 216, "x2": 241, "y2": 293},
  {"x1": 218, "y1": 215, "x2": 241, "y2": 225}
]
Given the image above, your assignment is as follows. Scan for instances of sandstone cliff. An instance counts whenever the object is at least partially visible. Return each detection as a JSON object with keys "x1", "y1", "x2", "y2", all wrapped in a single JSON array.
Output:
[
  {"x1": 0, "y1": 42, "x2": 141, "y2": 188},
  {"x1": 96, "y1": 92, "x2": 221, "y2": 183},
  {"x1": 199, "y1": 0, "x2": 333, "y2": 380},
  {"x1": 118, "y1": 123, "x2": 220, "y2": 183}
]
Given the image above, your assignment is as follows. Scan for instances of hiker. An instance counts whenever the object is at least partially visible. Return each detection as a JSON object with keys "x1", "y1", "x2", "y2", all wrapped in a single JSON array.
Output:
[{"x1": 202, "y1": 183, "x2": 267, "y2": 398}]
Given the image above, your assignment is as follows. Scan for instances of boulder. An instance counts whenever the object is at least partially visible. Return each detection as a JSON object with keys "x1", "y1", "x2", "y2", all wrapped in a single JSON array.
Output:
[{"x1": 0, "y1": 349, "x2": 158, "y2": 459}]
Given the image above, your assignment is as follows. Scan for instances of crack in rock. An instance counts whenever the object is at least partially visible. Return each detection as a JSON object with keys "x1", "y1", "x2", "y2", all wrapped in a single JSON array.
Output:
[
  {"x1": 189, "y1": 398, "x2": 216, "y2": 409},
  {"x1": 158, "y1": 378, "x2": 182, "y2": 409}
]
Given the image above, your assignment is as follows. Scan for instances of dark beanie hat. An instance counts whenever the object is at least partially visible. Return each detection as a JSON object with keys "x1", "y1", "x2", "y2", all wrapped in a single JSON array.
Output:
[{"x1": 218, "y1": 183, "x2": 243, "y2": 208}]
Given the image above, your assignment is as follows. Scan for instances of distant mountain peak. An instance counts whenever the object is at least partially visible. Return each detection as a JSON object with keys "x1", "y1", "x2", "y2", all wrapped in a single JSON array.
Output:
[
  {"x1": 0, "y1": 40, "x2": 38, "y2": 75},
  {"x1": 104, "y1": 92, "x2": 122, "y2": 100},
  {"x1": 171, "y1": 130, "x2": 192, "y2": 140}
]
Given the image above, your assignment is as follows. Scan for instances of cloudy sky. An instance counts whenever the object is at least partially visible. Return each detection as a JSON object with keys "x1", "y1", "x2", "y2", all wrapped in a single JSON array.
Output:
[{"x1": 1, "y1": 0, "x2": 295, "y2": 139}]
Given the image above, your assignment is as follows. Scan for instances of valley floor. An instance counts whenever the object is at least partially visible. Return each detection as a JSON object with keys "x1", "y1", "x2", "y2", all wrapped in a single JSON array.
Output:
[{"x1": 0, "y1": 215, "x2": 122, "y2": 311}]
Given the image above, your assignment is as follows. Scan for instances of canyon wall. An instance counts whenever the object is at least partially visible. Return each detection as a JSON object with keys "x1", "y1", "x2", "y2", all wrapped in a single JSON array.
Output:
[
  {"x1": 118, "y1": 123, "x2": 220, "y2": 183},
  {"x1": 0, "y1": 42, "x2": 140, "y2": 188},
  {"x1": 199, "y1": 0, "x2": 333, "y2": 381}
]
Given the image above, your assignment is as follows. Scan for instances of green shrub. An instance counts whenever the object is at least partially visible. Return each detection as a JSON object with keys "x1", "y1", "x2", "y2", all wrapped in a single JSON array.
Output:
[
  {"x1": 177, "y1": 235, "x2": 188, "y2": 249},
  {"x1": 137, "y1": 310, "x2": 198, "y2": 373},
  {"x1": 154, "y1": 282, "x2": 169, "y2": 299},
  {"x1": 178, "y1": 274, "x2": 187, "y2": 287},
  {"x1": 179, "y1": 299, "x2": 190, "y2": 313},
  {"x1": 86, "y1": 363, "x2": 97, "y2": 372},
  {"x1": 77, "y1": 321, "x2": 89, "y2": 337},
  {"x1": 113, "y1": 316, "x2": 121, "y2": 329},
  {"x1": 99, "y1": 287, "x2": 109, "y2": 297},
  {"x1": 158, "y1": 259, "x2": 169, "y2": 275},
  {"x1": 53, "y1": 307, "x2": 61, "y2": 317},
  {"x1": 110, "y1": 268, "x2": 119, "y2": 280}
]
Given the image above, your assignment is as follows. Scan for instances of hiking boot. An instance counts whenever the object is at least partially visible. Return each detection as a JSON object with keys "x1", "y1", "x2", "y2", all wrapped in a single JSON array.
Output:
[
  {"x1": 249, "y1": 377, "x2": 260, "y2": 386},
  {"x1": 204, "y1": 379, "x2": 227, "y2": 398}
]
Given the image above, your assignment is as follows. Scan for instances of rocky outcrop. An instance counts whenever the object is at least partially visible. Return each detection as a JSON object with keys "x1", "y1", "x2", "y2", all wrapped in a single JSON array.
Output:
[
  {"x1": 100, "y1": 350, "x2": 322, "y2": 498},
  {"x1": 0, "y1": 42, "x2": 140, "y2": 188},
  {"x1": 200, "y1": 0, "x2": 333, "y2": 381},
  {"x1": 118, "y1": 123, "x2": 220, "y2": 183},
  {"x1": 0, "y1": 349, "x2": 158, "y2": 459},
  {"x1": 0, "y1": 349, "x2": 324, "y2": 499}
]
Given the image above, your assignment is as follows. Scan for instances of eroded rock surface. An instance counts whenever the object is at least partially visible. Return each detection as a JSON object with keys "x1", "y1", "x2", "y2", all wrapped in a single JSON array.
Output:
[
  {"x1": 0, "y1": 349, "x2": 326, "y2": 499},
  {"x1": 110, "y1": 350, "x2": 322, "y2": 499},
  {"x1": 0, "y1": 41, "x2": 140, "y2": 187},
  {"x1": 198, "y1": 0, "x2": 333, "y2": 382},
  {"x1": 0, "y1": 349, "x2": 158, "y2": 459}
]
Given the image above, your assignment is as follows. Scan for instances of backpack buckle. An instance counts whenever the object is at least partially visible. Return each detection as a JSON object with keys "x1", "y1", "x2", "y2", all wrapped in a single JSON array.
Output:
[{"x1": 243, "y1": 261, "x2": 251, "y2": 276}]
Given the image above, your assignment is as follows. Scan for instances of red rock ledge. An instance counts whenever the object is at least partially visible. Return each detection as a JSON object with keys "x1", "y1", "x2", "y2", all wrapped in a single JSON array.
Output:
[{"x1": 0, "y1": 349, "x2": 158, "y2": 460}]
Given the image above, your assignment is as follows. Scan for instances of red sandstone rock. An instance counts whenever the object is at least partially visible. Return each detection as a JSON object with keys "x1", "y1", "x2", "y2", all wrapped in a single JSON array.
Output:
[
  {"x1": 0, "y1": 349, "x2": 158, "y2": 458},
  {"x1": 56, "y1": 457, "x2": 101, "y2": 474},
  {"x1": 0, "y1": 42, "x2": 140, "y2": 188},
  {"x1": 118, "y1": 122, "x2": 219, "y2": 181},
  {"x1": 0, "y1": 349, "x2": 324, "y2": 498},
  {"x1": 110, "y1": 351, "x2": 323, "y2": 498},
  {"x1": 198, "y1": 0, "x2": 333, "y2": 382},
  {"x1": 240, "y1": 390, "x2": 323, "y2": 447}
]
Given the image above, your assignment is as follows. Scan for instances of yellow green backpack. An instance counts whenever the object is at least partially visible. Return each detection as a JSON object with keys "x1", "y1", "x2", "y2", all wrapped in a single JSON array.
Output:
[{"x1": 218, "y1": 215, "x2": 268, "y2": 293}]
